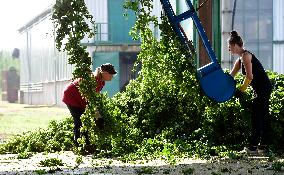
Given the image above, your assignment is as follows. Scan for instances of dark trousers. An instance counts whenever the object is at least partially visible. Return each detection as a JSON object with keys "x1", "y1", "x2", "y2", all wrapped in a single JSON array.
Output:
[
  {"x1": 250, "y1": 91, "x2": 271, "y2": 146},
  {"x1": 67, "y1": 105, "x2": 90, "y2": 145}
]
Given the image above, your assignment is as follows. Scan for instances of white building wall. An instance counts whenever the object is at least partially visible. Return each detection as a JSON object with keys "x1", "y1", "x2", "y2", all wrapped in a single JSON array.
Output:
[
  {"x1": 273, "y1": 0, "x2": 284, "y2": 74},
  {"x1": 273, "y1": 45, "x2": 284, "y2": 74},
  {"x1": 221, "y1": 0, "x2": 234, "y2": 69},
  {"x1": 19, "y1": 10, "x2": 73, "y2": 106},
  {"x1": 85, "y1": 0, "x2": 108, "y2": 23},
  {"x1": 273, "y1": 0, "x2": 284, "y2": 40},
  {"x1": 83, "y1": 0, "x2": 108, "y2": 43}
]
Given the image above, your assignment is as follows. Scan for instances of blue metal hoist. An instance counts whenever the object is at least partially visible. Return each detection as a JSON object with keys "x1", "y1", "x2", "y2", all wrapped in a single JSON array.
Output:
[{"x1": 160, "y1": 0, "x2": 236, "y2": 103}]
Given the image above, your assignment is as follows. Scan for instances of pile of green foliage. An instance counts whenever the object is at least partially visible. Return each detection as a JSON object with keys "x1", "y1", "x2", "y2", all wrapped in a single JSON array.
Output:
[
  {"x1": 1, "y1": 0, "x2": 284, "y2": 161},
  {"x1": 0, "y1": 118, "x2": 74, "y2": 154}
]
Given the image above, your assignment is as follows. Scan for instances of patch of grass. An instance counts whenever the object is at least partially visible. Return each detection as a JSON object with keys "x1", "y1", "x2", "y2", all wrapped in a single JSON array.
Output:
[
  {"x1": 182, "y1": 167, "x2": 194, "y2": 175},
  {"x1": 75, "y1": 155, "x2": 83, "y2": 165},
  {"x1": 17, "y1": 151, "x2": 33, "y2": 159},
  {"x1": 163, "y1": 168, "x2": 171, "y2": 174},
  {"x1": 220, "y1": 167, "x2": 231, "y2": 173},
  {"x1": 34, "y1": 169, "x2": 48, "y2": 175},
  {"x1": 211, "y1": 172, "x2": 221, "y2": 175},
  {"x1": 135, "y1": 166, "x2": 156, "y2": 174},
  {"x1": 272, "y1": 161, "x2": 284, "y2": 171},
  {"x1": 0, "y1": 101, "x2": 69, "y2": 139},
  {"x1": 39, "y1": 157, "x2": 64, "y2": 167}
]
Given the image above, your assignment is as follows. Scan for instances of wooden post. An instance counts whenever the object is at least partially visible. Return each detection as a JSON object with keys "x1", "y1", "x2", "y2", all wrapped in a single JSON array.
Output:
[{"x1": 198, "y1": 0, "x2": 213, "y2": 67}]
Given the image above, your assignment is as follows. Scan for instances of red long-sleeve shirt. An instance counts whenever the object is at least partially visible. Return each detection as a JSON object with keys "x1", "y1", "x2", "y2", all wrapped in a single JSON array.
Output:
[{"x1": 62, "y1": 77, "x2": 105, "y2": 109}]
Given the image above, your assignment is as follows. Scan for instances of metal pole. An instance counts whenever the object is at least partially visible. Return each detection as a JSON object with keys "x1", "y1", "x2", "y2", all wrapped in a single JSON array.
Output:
[
  {"x1": 231, "y1": 0, "x2": 237, "y2": 30},
  {"x1": 221, "y1": 0, "x2": 233, "y2": 69},
  {"x1": 53, "y1": 21, "x2": 58, "y2": 106},
  {"x1": 229, "y1": 0, "x2": 237, "y2": 70}
]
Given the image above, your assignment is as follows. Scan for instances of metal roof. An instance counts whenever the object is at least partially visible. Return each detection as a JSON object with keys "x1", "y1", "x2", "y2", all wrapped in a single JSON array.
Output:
[{"x1": 18, "y1": 5, "x2": 53, "y2": 33}]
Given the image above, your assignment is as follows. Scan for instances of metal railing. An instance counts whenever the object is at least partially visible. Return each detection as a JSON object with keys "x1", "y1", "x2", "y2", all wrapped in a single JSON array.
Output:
[{"x1": 93, "y1": 23, "x2": 112, "y2": 43}]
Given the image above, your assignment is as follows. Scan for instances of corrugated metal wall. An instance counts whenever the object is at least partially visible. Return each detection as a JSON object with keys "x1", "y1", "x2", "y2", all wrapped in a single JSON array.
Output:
[
  {"x1": 19, "y1": 13, "x2": 73, "y2": 106},
  {"x1": 82, "y1": 0, "x2": 108, "y2": 43},
  {"x1": 221, "y1": 0, "x2": 234, "y2": 69},
  {"x1": 221, "y1": 0, "x2": 273, "y2": 71},
  {"x1": 273, "y1": 0, "x2": 284, "y2": 74},
  {"x1": 273, "y1": 45, "x2": 284, "y2": 74},
  {"x1": 85, "y1": 0, "x2": 108, "y2": 23},
  {"x1": 30, "y1": 18, "x2": 55, "y2": 82},
  {"x1": 19, "y1": 32, "x2": 30, "y2": 85},
  {"x1": 20, "y1": 15, "x2": 73, "y2": 84}
]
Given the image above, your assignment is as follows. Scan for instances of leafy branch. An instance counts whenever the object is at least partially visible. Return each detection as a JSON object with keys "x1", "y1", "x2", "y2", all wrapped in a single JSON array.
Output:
[{"x1": 51, "y1": 0, "x2": 105, "y2": 146}]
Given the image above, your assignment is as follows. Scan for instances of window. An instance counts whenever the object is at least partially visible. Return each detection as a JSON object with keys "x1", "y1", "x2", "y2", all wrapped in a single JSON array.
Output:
[{"x1": 233, "y1": 0, "x2": 273, "y2": 70}]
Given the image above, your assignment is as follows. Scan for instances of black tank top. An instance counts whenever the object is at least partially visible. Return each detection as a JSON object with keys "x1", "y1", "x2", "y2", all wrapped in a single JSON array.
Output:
[{"x1": 239, "y1": 50, "x2": 272, "y2": 95}]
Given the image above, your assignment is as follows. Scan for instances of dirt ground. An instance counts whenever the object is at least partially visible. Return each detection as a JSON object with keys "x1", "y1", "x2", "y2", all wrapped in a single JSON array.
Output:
[
  {"x1": 0, "y1": 151, "x2": 284, "y2": 174},
  {"x1": 1, "y1": 102, "x2": 284, "y2": 174}
]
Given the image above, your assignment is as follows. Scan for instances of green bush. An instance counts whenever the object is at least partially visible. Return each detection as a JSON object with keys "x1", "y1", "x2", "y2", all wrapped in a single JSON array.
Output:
[
  {"x1": 0, "y1": 117, "x2": 74, "y2": 154},
  {"x1": 268, "y1": 72, "x2": 284, "y2": 148},
  {"x1": 39, "y1": 158, "x2": 64, "y2": 167}
]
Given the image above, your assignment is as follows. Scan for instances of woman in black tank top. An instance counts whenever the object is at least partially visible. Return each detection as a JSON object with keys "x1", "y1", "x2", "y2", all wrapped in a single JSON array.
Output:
[{"x1": 228, "y1": 31, "x2": 272, "y2": 155}]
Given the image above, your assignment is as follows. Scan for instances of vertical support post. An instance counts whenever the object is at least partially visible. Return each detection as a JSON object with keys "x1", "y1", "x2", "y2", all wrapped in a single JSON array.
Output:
[{"x1": 185, "y1": 0, "x2": 218, "y2": 65}]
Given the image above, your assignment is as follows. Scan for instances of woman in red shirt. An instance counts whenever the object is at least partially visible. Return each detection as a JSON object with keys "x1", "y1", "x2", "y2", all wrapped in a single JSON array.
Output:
[{"x1": 62, "y1": 63, "x2": 117, "y2": 147}]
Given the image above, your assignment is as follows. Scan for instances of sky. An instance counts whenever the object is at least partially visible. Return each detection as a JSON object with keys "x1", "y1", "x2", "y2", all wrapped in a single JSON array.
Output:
[{"x1": 0, "y1": 0, "x2": 55, "y2": 52}]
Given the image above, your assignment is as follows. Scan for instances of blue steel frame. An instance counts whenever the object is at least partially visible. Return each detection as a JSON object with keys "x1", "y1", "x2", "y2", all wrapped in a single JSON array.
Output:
[
  {"x1": 160, "y1": 0, "x2": 196, "y2": 57},
  {"x1": 160, "y1": 0, "x2": 236, "y2": 103},
  {"x1": 160, "y1": 0, "x2": 219, "y2": 65}
]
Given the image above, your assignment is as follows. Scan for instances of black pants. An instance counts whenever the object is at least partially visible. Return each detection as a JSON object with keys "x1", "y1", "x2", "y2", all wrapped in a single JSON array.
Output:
[
  {"x1": 250, "y1": 91, "x2": 271, "y2": 146},
  {"x1": 67, "y1": 105, "x2": 90, "y2": 145}
]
